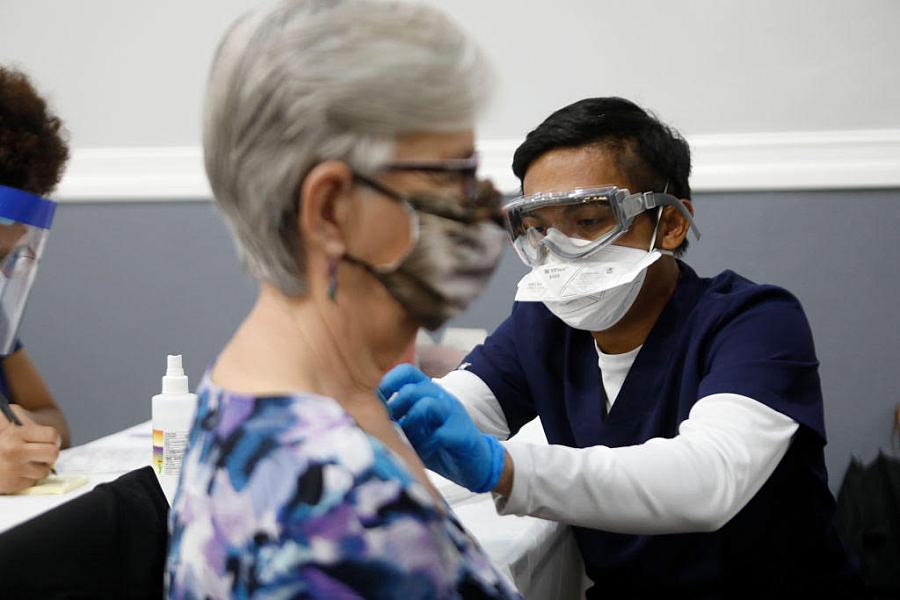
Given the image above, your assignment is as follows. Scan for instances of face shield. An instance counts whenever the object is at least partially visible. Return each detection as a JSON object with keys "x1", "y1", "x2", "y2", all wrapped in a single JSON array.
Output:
[
  {"x1": 503, "y1": 186, "x2": 701, "y2": 267},
  {"x1": 0, "y1": 185, "x2": 56, "y2": 355}
]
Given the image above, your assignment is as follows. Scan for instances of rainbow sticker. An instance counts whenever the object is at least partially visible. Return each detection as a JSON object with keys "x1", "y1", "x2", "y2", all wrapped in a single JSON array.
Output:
[{"x1": 153, "y1": 429, "x2": 165, "y2": 474}]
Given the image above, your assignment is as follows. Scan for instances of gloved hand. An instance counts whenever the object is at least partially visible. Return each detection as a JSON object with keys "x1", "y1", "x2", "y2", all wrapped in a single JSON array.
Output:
[{"x1": 379, "y1": 364, "x2": 505, "y2": 493}]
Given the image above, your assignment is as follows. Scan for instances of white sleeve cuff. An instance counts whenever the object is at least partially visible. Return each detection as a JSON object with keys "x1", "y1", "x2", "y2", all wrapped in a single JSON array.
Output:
[
  {"x1": 493, "y1": 440, "x2": 535, "y2": 516},
  {"x1": 436, "y1": 369, "x2": 511, "y2": 440}
]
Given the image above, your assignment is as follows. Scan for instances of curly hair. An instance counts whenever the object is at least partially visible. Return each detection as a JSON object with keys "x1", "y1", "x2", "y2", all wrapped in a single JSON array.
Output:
[{"x1": 0, "y1": 66, "x2": 69, "y2": 196}]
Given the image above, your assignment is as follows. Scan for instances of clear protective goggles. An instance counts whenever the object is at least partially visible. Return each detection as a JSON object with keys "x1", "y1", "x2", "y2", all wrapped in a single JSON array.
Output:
[
  {"x1": 0, "y1": 185, "x2": 56, "y2": 355},
  {"x1": 503, "y1": 185, "x2": 701, "y2": 267}
]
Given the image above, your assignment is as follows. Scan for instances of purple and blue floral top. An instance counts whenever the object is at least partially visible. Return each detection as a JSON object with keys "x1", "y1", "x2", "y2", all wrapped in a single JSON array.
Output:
[{"x1": 165, "y1": 374, "x2": 521, "y2": 599}]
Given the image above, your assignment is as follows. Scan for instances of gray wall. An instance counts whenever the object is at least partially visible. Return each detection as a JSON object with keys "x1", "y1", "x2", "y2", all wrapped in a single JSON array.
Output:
[{"x1": 19, "y1": 189, "x2": 900, "y2": 492}]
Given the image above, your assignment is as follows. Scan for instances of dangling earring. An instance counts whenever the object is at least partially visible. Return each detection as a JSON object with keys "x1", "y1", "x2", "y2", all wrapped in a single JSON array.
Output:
[{"x1": 327, "y1": 257, "x2": 339, "y2": 301}]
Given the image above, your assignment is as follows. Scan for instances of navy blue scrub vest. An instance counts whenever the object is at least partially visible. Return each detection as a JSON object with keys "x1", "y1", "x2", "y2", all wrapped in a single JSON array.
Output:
[
  {"x1": 0, "y1": 338, "x2": 23, "y2": 402},
  {"x1": 464, "y1": 262, "x2": 857, "y2": 597}
]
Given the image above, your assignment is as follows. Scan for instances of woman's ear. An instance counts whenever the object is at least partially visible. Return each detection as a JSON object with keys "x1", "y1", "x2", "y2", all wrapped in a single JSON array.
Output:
[
  {"x1": 658, "y1": 199, "x2": 693, "y2": 252},
  {"x1": 298, "y1": 160, "x2": 354, "y2": 257}
]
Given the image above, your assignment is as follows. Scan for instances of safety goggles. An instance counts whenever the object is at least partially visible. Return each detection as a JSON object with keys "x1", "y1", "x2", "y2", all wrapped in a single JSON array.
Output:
[
  {"x1": 0, "y1": 185, "x2": 56, "y2": 355},
  {"x1": 504, "y1": 186, "x2": 700, "y2": 267}
]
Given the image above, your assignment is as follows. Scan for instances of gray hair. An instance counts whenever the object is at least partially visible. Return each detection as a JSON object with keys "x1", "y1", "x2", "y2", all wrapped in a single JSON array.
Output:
[{"x1": 203, "y1": 0, "x2": 491, "y2": 295}]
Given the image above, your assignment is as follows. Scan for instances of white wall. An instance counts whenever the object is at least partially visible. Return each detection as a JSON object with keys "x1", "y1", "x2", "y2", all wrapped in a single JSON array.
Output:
[
  {"x1": 2, "y1": 0, "x2": 899, "y2": 195},
  {"x1": 3, "y1": 0, "x2": 898, "y2": 145},
  {"x1": 432, "y1": 0, "x2": 900, "y2": 138},
  {"x1": 0, "y1": 0, "x2": 251, "y2": 148}
]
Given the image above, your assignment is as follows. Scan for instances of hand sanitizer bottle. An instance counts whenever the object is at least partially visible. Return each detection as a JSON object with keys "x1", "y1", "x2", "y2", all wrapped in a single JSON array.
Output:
[{"x1": 151, "y1": 354, "x2": 198, "y2": 504}]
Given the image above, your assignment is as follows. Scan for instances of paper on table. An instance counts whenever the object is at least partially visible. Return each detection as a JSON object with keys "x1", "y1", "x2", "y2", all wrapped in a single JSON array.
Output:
[
  {"x1": 13, "y1": 474, "x2": 89, "y2": 495},
  {"x1": 55, "y1": 445, "x2": 150, "y2": 475}
]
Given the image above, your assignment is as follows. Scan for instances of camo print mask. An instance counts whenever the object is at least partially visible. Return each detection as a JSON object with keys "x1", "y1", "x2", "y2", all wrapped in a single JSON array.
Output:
[{"x1": 343, "y1": 181, "x2": 506, "y2": 330}]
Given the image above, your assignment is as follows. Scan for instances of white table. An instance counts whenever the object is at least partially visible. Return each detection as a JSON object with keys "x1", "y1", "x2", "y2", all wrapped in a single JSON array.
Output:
[
  {"x1": 0, "y1": 420, "x2": 586, "y2": 599},
  {"x1": 0, "y1": 420, "x2": 153, "y2": 536}
]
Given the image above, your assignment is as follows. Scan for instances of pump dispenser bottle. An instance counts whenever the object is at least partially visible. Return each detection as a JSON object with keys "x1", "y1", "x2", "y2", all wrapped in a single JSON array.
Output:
[{"x1": 151, "y1": 354, "x2": 198, "y2": 503}]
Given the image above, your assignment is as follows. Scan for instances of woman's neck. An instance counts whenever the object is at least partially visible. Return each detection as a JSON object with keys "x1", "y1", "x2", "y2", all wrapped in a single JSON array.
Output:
[
  {"x1": 213, "y1": 283, "x2": 445, "y2": 508},
  {"x1": 211, "y1": 284, "x2": 409, "y2": 406}
]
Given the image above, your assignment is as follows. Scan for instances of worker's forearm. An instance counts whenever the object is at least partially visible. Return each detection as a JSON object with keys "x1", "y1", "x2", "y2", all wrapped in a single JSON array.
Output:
[
  {"x1": 493, "y1": 394, "x2": 797, "y2": 535},
  {"x1": 493, "y1": 448, "x2": 514, "y2": 497}
]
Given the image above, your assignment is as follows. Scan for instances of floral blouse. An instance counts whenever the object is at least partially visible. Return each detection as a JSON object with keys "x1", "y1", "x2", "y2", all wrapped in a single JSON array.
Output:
[{"x1": 165, "y1": 374, "x2": 521, "y2": 599}]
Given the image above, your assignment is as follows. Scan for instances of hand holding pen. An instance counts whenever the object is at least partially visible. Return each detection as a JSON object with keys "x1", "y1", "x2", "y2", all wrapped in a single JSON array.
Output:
[{"x1": 0, "y1": 400, "x2": 60, "y2": 494}]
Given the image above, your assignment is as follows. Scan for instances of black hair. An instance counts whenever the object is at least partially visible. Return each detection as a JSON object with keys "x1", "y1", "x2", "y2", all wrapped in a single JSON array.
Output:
[
  {"x1": 0, "y1": 66, "x2": 69, "y2": 196},
  {"x1": 512, "y1": 97, "x2": 692, "y2": 253}
]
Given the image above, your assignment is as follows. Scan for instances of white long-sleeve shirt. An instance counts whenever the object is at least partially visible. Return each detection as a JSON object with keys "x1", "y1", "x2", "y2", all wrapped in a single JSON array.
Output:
[{"x1": 436, "y1": 344, "x2": 798, "y2": 535}]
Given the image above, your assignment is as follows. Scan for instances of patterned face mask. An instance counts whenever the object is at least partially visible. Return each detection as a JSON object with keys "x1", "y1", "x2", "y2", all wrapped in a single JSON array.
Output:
[{"x1": 343, "y1": 181, "x2": 506, "y2": 330}]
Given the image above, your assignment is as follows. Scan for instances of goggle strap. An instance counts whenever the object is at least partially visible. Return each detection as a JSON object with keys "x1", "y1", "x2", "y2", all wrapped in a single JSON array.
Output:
[
  {"x1": 646, "y1": 207, "x2": 680, "y2": 256},
  {"x1": 649, "y1": 206, "x2": 663, "y2": 253},
  {"x1": 645, "y1": 192, "x2": 702, "y2": 241}
]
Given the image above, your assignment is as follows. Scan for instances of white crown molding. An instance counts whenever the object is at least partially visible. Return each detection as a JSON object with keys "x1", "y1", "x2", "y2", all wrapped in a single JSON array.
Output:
[
  {"x1": 688, "y1": 129, "x2": 900, "y2": 192},
  {"x1": 55, "y1": 129, "x2": 900, "y2": 202},
  {"x1": 57, "y1": 147, "x2": 210, "y2": 201}
]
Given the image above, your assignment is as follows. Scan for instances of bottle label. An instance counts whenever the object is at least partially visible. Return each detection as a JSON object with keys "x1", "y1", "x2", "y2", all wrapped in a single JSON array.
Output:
[{"x1": 152, "y1": 428, "x2": 189, "y2": 476}]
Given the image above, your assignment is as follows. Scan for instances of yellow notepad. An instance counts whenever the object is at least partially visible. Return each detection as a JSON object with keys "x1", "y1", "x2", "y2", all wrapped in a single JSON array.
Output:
[{"x1": 13, "y1": 474, "x2": 89, "y2": 495}]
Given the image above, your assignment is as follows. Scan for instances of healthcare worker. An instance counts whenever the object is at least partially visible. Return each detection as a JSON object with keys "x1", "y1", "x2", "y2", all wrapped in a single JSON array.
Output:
[
  {"x1": 0, "y1": 66, "x2": 70, "y2": 494},
  {"x1": 381, "y1": 98, "x2": 860, "y2": 596}
]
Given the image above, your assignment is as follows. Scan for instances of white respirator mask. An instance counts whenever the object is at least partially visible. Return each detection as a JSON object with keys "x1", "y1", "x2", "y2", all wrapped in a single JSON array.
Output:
[{"x1": 515, "y1": 208, "x2": 670, "y2": 331}]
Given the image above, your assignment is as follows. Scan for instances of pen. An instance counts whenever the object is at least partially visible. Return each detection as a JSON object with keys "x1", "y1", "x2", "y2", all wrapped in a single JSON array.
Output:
[{"x1": 0, "y1": 391, "x2": 23, "y2": 426}]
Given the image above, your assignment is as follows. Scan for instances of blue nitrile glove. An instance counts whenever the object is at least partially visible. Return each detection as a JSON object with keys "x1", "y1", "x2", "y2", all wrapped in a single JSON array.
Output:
[{"x1": 379, "y1": 364, "x2": 505, "y2": 493}]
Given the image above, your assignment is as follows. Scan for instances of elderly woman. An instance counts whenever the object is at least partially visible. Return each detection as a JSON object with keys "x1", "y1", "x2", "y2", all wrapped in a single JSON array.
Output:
[{"x1": 165, "y1": 0, "x2": 520, "y2": 598}]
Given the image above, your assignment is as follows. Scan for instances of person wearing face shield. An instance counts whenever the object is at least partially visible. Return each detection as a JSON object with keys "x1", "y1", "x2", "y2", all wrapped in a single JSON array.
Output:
[
  {"x1": 164, "y1": 2, "x2": 521, "y2": 598},
  {"x1": 0, "y1": 66, "x2": 70, "y2": 494},
  {"x1": 380, "y1": 98, "x2": 860, "y2": 596}
]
